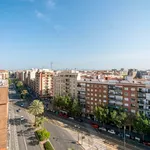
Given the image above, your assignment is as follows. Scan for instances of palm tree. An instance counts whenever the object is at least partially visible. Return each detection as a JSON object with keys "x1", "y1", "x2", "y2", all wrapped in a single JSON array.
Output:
[{"x1": 28, "y1": 100, "x2": 44, "y2": 126}]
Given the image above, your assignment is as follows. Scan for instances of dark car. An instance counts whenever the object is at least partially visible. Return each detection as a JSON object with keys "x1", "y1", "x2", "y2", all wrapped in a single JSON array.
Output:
[{"x1": 75, "y1": 118, "x2": 83, "y2": 122}]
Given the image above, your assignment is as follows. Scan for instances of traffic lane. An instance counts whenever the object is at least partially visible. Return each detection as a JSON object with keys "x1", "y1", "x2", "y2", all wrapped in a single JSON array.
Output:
[
  {"x1": 15, "y1": 105, "x2": 41, "y2": 150},
  {"x1": 9, "y1": 105, "x2": 20, "y2": 150},
  {"x1": 44, "y1": 122, "x2": 82, "y2": 150}
]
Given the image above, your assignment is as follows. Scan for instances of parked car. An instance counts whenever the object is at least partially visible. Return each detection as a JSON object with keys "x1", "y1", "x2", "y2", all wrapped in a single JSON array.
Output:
[
  {"x1": 125, "y1": 134, "x2": 130, "y2": 138},
  {"x1": 91, "y1": 123, "x2": 99, "y2": 129},
  {"x1": 16, "y1": 109, "x2": 21, "y2": 112},
  {"x1": 68, "y1": 117, "x2": 74, "y2": 120},
  {"x1": 108, "y1": 129, "x2": 116, "y2": 134},
  {"x1": 135, "y1": 137, "x2": 141, "y2": 142},
  {"x1": 75, "y1": 118, "x2": 83, "y2": 122},
  {"x1": 99, "y1": 127, "x2": 107, "y2": 131},
  {"x1": 143, "y1": 141, "x2": 150, "y2": 146}
]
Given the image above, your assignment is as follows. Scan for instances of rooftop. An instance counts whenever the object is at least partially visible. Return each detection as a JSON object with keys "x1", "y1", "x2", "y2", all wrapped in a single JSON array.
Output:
[{"x1": 0, "y1": 80, "x2": 8, "y2": 87}]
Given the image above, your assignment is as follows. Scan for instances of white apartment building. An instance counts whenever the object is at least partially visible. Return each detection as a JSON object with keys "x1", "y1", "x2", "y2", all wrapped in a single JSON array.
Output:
[{"x1": 53, "y1": 70, "x2": 78, "y2": 99}]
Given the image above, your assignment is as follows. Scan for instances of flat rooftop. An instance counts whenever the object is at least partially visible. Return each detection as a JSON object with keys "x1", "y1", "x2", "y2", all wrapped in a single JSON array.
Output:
[{"x1": 0, "y1": 80, "x2": 8, "y2": 87}]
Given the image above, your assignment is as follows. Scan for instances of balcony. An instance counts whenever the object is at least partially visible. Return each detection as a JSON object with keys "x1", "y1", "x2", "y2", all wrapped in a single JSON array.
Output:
[
  {"x1": 109, "y1": 95, "x2": 115, "y2": 100},
  {"x1": 138, "y1": 93, "x2": 146, "y2": 98},
  {"x1": 108, "y1": 85, "x2": 115, "y2": 90},
  {"x1": 108, "y1": 90, "x2": 115, "y2": 95},
  {"x1": 115, "y1": 92, "x2": 123, "y2": 96}
]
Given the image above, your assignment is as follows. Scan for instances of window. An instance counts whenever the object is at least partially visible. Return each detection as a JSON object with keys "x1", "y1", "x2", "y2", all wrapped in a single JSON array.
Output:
[
  {"x1": 103, "y1": 90, "x2": 106, "y2": 93},
  {"x1": 131, "y1": 109, "x2": 135, "y2": 113},
  {"x1": 94, "y1": 85, "x2": 97, "y2": 88},
  {"x1": 87, "y1": 93, "x2": 90, "y2": 96},
  {"x1": 87, "y1": 88, "x2": 90, "y2": 91},
  {"x1": 131, "y1": 98, "x2": 135, "y2": 101},
  {"x1": 91, "y1": 98, "x2": 93, "y2": 100},
  {"x1": 91, "y1": 84, "x2": 93, "y2": 87},
  {"x1": 91, "y1": 93, "x2": 93, "y2": 96},
  {"x1": 103, "y1": 100, "x2": 107, "y2": 102},
  {"x1": 86, "y1": 97, "x2": 90, "y2": 100},
  {"x1": 91, "y1": 102, "x2": 93, "y2": 104},
  {"x1": 95, "y1": 98, "x2": 97, "y2": 101},
  {"x1": 95, "y1": 94, "x2": 97, "y2": 96},
  {"x1": 103, "y1": 95, "x2": 106, "y2": 98},
  {"x1": 124, "y1": 87, "x2": 128, "y2": 90},
  {"x1": 124, "y1": 92, "x2": 128, "y2": 96},
  {"x1": 99, "y1": 95, "x2": 101, "y2": 97},
  {"x1": 87, "y1": 84, "x2": 90, "y2": 87},
  {"x1": 99, "y1": 85, "x2": 101, "y2": 88},
  {"x1": 131, "y1": 88, "x2": 135, "y2": 91},
  {"x1": 99, "y1": 99, "x2": 101, "y2": 102},
  {"x1": 95, "y1": 89, "x2": 97, "y2": 92},
  {"x1": 124, "y1": 98, "x2": 129, "y2": 101},
  {"x1": 131, "y1": 94, "x2": 135, "y2": 97},
  {"x1": 99, "y1": 89, "x2": 101, "y2": 92},
  {"x1": 131, "y1": 104, "x2": 135, "y2": 107},
  {"x1": 124, "y1": 103, "x2": 129, "y2": 106},
  {"x1": 103, "y1": 85, "x2": 107, "y2": 88},
  {"x1": 91, "y1": 89, "x2": 93, "y2": 92}
]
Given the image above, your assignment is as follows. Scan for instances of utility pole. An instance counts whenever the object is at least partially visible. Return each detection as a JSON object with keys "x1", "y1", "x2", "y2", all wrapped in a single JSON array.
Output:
[{"x1": 124, "y1": 125, "x2": 126, "y2": 150}]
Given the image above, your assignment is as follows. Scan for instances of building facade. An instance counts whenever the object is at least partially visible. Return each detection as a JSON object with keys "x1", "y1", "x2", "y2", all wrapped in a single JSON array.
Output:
[
  {"x1": 77, "y1": 79, "x2": 150, "y2": 117},
  {"x1": 35, "y1": 70, "x2": 54, "y2": 98},
  {"x1": 0, "y1": 70, "x2": 8, "y2": 80},
  {"x1": 53, "y1": 70, "x2": 78, "y2": 99},
  {"x1": 0, "y1": 80, "x2": 8, "y2": 150}
]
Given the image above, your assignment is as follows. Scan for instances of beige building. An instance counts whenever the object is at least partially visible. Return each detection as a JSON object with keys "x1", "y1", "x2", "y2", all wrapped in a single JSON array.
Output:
[
  {"x1": 35, "y1": 70, "x2": 54, "y2": 98},
  {"x1": 53, "y1": 70, "x2": 78, "y2": 99},
  {"x1": 0, "y1": 70, "x2": 9, "y2": 80},
  {"x1": 0, "y1": 80, "x2": 8, "y2": 150}
]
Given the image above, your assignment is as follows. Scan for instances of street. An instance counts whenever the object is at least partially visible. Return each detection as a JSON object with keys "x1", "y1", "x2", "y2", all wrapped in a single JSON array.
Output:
[
  {"x1": 45, "y1": 117, "x2": 83, "y2": 150},
  {"x1": 8, "y1": 89, "x2": 41, "y2": 150}
]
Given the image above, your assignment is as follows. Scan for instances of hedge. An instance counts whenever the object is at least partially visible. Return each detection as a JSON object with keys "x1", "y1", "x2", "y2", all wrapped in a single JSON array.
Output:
[
  {"x1": 44, "y1": 141, "x2": 54, "y2": 150},
  {"x1": 36, "y1": 128, "x2": 50, "y2": 141}
]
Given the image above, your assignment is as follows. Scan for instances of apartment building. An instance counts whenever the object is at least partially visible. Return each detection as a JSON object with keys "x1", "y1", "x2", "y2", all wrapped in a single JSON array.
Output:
[
  {"x1": 77, "y1": 79, "x2": 150, "y2": 117},
  {"x1": 28, "y1": 69, "x2": 38, "y2": 91},
  {"x1": 0, "y1": 70, "x2": 8, "y2": 80},
  {"x1": 35, "y1": 70, "x2": 54, "y2": 98},
  {"x1": 53, "y1": 70, "x2": 78, "y2": 99},
  {"x1": 0, "y1": 80, "x2": 8, "y2": 150}
]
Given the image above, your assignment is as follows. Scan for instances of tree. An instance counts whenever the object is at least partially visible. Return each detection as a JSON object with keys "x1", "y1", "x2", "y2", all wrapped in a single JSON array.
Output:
[
  {"x1": 8, "y1": 78, "x2": 12, "y2": 85},
  {"x1": 16, "y1": 81, "x2": 23, "y2": 88},
  {"x1": 94, "y1": 106, "x2": 109, "y2": 125},
  {"x1": 133, "y1": 113, "x2": 150, "y2": 140},
  {"x1": 110, "y1": 109, "x2": 127, "y2": 131},
  {"x1": 35, "y1": 116, "x2": 48, "y2": 128},
  {"x1": 54, "y1": 96, "x2": 72, "y2": 112},
  {"x1": 36, "y1": 128, "x2": 50, "y2": 141},
  {"x1": 28, "y1": 100, "x2": 44, "y2": 125},
  {"x1": 70, "y1": 100, "x2": 81, "y2": 117},
  {"x1": 21, "y1": 90, "x2": 28, "y2": 99}
]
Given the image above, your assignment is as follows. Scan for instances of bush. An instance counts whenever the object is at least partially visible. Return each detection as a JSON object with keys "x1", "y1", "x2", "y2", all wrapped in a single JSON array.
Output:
[
  {"x1": 44, "y1": 141, "x2": 54, "y2": 150},
  {"x1": 36, "y1": 128, "x2": 50, "y2": 141}
]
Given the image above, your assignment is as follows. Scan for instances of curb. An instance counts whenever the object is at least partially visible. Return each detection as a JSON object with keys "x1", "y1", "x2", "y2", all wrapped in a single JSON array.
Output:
[{"x1": 48, "y1": 139, "x2": 55, "y2": 150}]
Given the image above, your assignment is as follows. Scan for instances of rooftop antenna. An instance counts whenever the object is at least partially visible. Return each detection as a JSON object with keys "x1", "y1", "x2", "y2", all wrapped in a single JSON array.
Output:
[{"x1": 50, "y1": 62, "x2": 53, "y2": 70}]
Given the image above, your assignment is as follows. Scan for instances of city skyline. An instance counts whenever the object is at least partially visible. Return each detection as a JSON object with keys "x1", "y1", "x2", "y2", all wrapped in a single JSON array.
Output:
[{"x1": 1, "y1": 0, "x2": 150, "y2": 70}]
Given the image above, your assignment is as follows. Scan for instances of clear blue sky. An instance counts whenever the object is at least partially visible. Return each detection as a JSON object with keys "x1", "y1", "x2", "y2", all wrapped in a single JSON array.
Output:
[{"x1": 1, "y1": 0, "x2": 150, "y2": 70}]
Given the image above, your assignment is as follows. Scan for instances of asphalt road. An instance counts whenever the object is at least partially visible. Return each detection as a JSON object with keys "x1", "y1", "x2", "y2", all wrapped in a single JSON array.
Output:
[
  {"x1": 8, "y1": 89, "x2": 41, "y2": 150},
  {"x1": 44, "y1": 116, "x2": 83, "y2": 150}
]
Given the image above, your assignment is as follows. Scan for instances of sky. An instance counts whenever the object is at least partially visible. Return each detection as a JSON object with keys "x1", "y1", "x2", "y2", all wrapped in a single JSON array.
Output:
[{"x1": 1, "y1": 0, "x2": 150, "y2": 70}]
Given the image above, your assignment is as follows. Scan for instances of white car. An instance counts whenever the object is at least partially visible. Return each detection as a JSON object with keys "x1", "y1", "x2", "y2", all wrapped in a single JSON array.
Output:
[
  {"x1": 68, "y1": 117, "x2": 74, "y2": 120},
  {"x1": 20, "y1": 116, "x2": 24, "y2": 121},
  {"x1": 99, "y1": 127, "x2": 107, "y2": 131},
  {"x1": 108, "y1": 129, "x2": 115, "y2": 134}
]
